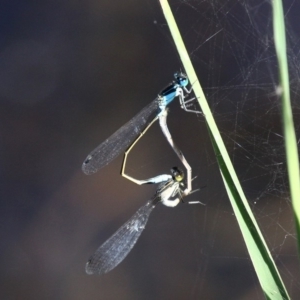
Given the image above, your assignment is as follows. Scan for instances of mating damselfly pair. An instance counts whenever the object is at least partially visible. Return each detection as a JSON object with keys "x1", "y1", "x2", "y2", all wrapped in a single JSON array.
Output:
[{"x1": 83, "y1": 72, "x2": 201, "y2": 275}]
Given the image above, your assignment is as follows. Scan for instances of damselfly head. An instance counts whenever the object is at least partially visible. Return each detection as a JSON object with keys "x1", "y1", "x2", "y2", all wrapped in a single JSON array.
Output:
[
  {"x1": 174, "y1": 72, "x2": 188, "y2": 87},
  {"x1": 171, "y1": 167, "x2": 184, "y2": 182}
]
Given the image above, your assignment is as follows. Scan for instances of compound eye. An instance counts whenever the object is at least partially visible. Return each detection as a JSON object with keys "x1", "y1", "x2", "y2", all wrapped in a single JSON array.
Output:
[
  {"x1": 171, "y1": 167, "x2": 184, "y2": 181},
  {"x1": 180, "y1": 78, "x2": 188, "y2": 86},
  {"x1": 175, "y1": 174, "x2": 184, "y2": 182},
  {"x1": 174, "y1": 73, "x2": 188, "y2": 86}
]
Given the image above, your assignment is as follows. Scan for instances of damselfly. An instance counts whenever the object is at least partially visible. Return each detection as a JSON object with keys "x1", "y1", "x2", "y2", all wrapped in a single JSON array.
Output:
[
  {"x1": 82, "y1": 72, "x2": 199, "y2": 175},
  {"x1": 84, "y1": 73, "x2": 201, "y2": 274},
  {"x1": 85, "y1": 167, "x2": 198, "y2": 275}
]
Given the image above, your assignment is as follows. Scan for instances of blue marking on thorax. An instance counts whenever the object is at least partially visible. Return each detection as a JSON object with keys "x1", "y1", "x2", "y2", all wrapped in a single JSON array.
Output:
[
  {"x1": 157, "y1": 73, "x2": 189, "y2": 111},
  {"x1": 159, "y1": 83, "x2": 180, "y2": 106}
]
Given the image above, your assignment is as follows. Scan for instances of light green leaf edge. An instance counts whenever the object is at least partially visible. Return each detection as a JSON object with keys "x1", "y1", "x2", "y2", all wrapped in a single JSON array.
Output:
[
  {"x1": 272, "y1": 0, "x2": 300, "y2": 249},
  {"x1": 158, "y1": 0, "x2": 290, "y2": 299}
]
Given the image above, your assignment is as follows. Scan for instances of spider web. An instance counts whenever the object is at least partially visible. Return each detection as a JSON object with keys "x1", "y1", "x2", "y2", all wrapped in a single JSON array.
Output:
[
  {"x1": 3, "y1": 0, "x2": 300, "y2": 299},
  {"x1": 152, "y1": 0, "x2": 300, "y2": 298}
]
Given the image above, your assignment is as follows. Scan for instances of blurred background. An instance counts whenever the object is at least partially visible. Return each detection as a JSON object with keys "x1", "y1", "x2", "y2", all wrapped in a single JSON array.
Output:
[{"x1": 1, "y1": 0, "x2": 300, "y2": 299}]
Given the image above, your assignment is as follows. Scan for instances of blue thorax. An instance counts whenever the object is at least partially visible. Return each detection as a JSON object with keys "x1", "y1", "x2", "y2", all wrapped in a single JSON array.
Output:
[{"x1": 158, "y1": 72, "x2": 189, "y2": 106}]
